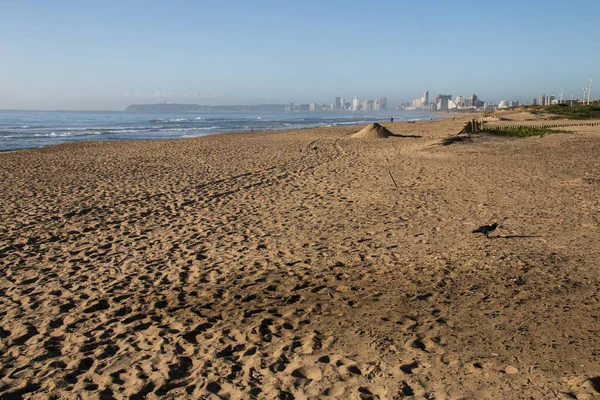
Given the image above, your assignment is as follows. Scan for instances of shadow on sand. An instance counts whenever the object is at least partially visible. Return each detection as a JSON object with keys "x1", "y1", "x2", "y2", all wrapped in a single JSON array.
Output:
[
  {"x1": 489, "y1": 235, "x2": 544, "y2": 240},
  {"x1": 389, "y1": 133, "x2": 423, "y2": 139}
]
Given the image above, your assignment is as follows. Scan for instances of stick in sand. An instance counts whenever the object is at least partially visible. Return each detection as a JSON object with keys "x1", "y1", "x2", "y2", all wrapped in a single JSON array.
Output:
[{"x1": 388, "y1": 170, "x2": 398, "y2": 188}]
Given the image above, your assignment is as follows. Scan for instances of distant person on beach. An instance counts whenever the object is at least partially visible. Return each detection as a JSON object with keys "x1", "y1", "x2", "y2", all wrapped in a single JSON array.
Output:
[{"x1": 391, "y1": 117, "x2": 394, "y2": 123}]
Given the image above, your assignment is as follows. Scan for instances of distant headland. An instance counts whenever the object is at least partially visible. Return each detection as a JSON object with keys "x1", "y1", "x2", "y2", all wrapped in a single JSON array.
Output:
[{"x1": 126, "y1": 103, "x2": 288, "y2": 113}]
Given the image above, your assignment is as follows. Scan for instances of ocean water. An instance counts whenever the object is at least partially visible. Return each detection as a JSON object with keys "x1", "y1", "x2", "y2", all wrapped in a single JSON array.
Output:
[{"x1": 0, "y1": 110, "x2": 437, "y2": 152}]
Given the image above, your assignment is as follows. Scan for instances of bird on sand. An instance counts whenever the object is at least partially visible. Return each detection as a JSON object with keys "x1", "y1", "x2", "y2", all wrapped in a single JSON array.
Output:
[{"x1": 472, "y1": 223, "x2": 499, "y2": 237}]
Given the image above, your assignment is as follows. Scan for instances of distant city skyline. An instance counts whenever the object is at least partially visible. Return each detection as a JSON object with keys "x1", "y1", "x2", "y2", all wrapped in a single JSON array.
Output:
[
  {"x1": 1, "y1": 83, "x2": 595, "y2": 112},
  {"x1": 1, "y1": 1, "x2": 599, "y2": 110}
]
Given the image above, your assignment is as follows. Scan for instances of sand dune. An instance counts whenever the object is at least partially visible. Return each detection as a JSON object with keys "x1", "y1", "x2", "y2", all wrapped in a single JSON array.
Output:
[
  {"x1": 497, "y1": 111, "x2": 547, "y2": 121},
  {"x1": 1, "y1": 117, "x2": 600, "y2": 398}
]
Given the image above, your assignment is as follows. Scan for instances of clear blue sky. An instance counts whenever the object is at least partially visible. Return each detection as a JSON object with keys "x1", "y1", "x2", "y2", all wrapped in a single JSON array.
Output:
[{"x1": 1, "y1": 0, "x2": 598, "y2": 110}]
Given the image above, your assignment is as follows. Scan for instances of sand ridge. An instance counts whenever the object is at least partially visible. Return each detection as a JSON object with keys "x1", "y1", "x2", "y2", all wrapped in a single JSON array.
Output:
[{"x1": 1, "y1": 117, "x2": 600, "y2": 398}]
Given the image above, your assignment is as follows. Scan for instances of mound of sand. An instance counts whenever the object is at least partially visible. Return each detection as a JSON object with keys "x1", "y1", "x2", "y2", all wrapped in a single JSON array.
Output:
[{"x1": 351, "y1": 123, "x2": 393, "y2": 138}]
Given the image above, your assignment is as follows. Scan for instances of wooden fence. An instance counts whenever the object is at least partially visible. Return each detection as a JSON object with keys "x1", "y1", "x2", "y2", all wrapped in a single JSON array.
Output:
[{"x1": 458, "y1": 119, "x2": 483, "y2": 134}]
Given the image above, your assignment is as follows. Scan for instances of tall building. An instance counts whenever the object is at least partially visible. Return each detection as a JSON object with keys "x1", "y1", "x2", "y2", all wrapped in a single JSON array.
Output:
[
  {"x1": 437, "y1": 94, "x2": 452, "y2": 110},
  {"x1": 309, "y1": 103, "x2": 317, "y2": 112},
  {"x1": 362, "y1": 100, "x2": 374, "y2": 112},
  {"x1": 335, "y1": 97, "x2": 341, "y2": 111},
  {"x1": 455, "y1": 95, "x2": 463, "y2": 107},
  {"x1": 470, "y1": 94, "x2": 478, "y2": 106},
  {"x1": 540, "y1": 94, "x2": 546, "y2": 106},
  {"x1": 352, "y1": 96, "x2": 360, "y2": 112},
  {"x1": 423, "y1": 90, "x2": 429, "y2": 106},
  {"x1": 375, "y1": 97, "x2": 387, "y2": 111}
]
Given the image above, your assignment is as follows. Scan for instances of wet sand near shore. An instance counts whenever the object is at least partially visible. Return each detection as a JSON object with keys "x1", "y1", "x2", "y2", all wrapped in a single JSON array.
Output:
[{"x1": 1, "y1": 116, "x2": 599, "y2": 399}]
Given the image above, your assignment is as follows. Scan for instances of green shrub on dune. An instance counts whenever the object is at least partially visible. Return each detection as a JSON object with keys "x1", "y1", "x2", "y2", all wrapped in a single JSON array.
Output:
[
  {"x1": 516, "y1": 104, "x2": 600, "y2": 120},
  {"x1": 544, "y1": 104, "x2": 600, "y2": 119},
  {"x1": 481, "y1": 126, "x2": 571, "y2": 137}
]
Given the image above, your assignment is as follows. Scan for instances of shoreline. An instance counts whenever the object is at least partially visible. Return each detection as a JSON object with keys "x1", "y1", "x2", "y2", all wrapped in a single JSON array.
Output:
[
  {"x1": 1, "y1": 116, "x2": 599, "y2": 398},
  {"x1": 0, "y1": 114, "x2": 455, "y2": 154}
]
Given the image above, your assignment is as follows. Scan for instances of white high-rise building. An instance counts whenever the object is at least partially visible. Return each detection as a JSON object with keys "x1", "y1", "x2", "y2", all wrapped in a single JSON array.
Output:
[
  {"x1": 375, "y1": 97, "x2": 387, "y2": 111},
  {"x1": 352, "y1": 96, "x2": 360, "y2": 112}
]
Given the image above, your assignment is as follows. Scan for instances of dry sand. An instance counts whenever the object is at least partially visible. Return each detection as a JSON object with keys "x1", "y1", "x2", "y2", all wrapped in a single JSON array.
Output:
[
  {"x1": 495, "y1": 111, "x2": 548, "y2": 121},
  {"x1": 1, "y1": 116, "x2": 600, "y2": 399}
]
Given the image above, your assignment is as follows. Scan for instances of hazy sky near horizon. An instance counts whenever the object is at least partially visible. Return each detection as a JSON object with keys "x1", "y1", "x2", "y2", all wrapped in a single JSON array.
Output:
[{"x1": 1, "y1": 0, "x2": 599, "y2": 110}]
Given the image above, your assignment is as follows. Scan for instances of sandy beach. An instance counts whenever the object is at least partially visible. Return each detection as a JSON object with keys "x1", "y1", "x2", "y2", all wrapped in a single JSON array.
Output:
[{"x1": 1, "y1": 115, "x2": 599, "y2": 399}]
